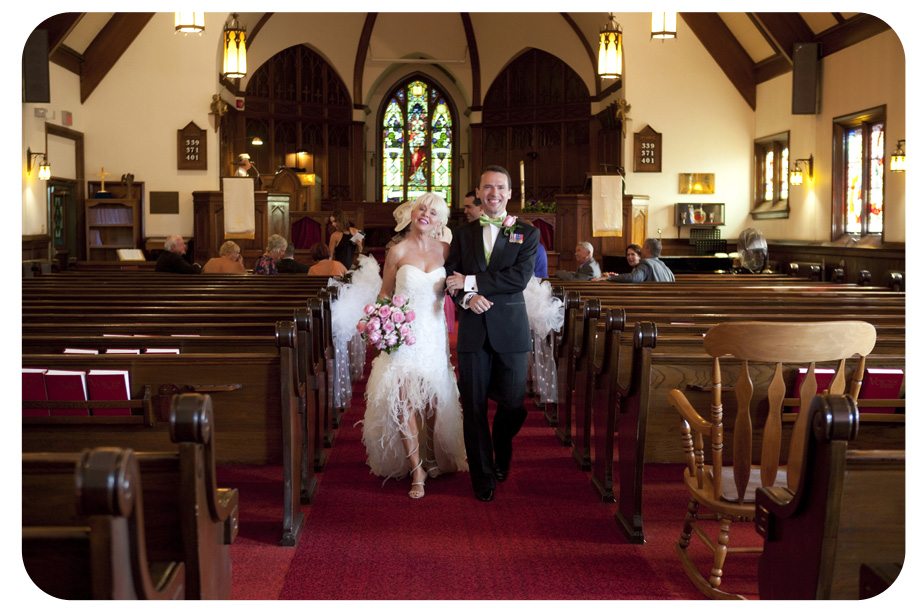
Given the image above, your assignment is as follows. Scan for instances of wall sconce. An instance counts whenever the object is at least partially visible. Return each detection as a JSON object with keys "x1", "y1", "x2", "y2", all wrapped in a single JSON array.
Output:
[
  {"x1": 27, "y1": 147, "x2": 51, "y2": 180},
  {"x1": 598, "y1": 14, "x2": 624, "y2": 80},
  {"x1": 651, "y1": 12, "x2": 677, "y2": 39},
  {"x1": 222, "y1": 13, "x2": 247, "y2": 79},
  {"x1": 790, "y1": 154, "x2": 813, "y2": 186},
  {"x1": 890, "y1": 140, "x2": 906, "y2": 172},
  {"x1": 175, "y1": 12, "x2": 205, "y2": 34}
]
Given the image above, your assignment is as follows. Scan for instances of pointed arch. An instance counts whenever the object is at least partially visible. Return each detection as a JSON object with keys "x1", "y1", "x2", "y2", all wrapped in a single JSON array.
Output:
[{"x1": 378, "y1": 74, "x2": 458, "y2": 205}]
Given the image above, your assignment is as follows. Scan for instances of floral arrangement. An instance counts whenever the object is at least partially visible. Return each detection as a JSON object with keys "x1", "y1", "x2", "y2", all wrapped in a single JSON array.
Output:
[
  {"x1": 524, "y1": 199, "x2": 556, "y2": 213},
  {"x1": 356, "y1": 294, "x2": 416, "y2": 354}
]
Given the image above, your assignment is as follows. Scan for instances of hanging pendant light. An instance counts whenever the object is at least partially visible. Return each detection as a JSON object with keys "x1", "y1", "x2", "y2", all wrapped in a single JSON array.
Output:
[
  {"x1": 175, "y1": 12, "x2": 205, "y2": 34},
  {"x1": 651, "y1": 12, "x2": 677, "y2": 40},
  {"x1": 222, "y1": 13, "x2": 247, "y2": 79},
  {"x1": 598, "y1": 14, "x2": 624, "y2": 81}
]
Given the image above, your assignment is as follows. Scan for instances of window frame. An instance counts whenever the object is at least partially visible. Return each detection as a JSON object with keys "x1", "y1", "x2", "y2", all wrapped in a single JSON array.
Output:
[
  {"x1": 377, "y1": 74, "x2": 458, "y2": 205},
  {"x1": 751, "y1": 131, "x2": 790, "y2": 219},
  {"x1": 831, "y1": 105, "x2": 886, "y2": 240}
]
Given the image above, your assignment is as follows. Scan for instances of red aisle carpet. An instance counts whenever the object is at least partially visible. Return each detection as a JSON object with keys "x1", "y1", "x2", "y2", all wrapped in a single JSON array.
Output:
[{"x1": 219, "y1": 336, "x2": 761, "y2": 600}]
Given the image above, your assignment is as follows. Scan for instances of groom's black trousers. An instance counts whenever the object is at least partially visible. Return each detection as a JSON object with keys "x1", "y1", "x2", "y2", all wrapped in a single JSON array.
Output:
[{"x1": 457, "y1": 333, "x2": 529, "y2": 493}]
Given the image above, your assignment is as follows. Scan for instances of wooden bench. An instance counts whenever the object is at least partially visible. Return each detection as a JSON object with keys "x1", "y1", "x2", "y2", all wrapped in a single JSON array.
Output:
[
  {"x1": 27, "y1": 392, "x2": 240, "y2": 599},
  {"x1": 23, "y1": 447, "x2": 187, "y2": 600},
  {"x1": 755, "y1": 394, "x2": 905, "y2": 599},
  {"x1": 23, "y1": 321, "x2": 309, "y2": 547}
]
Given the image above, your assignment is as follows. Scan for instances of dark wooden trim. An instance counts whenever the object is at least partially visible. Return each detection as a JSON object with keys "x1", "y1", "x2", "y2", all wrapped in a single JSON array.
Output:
[
  {"x1": 353, "y1": 13, "x2": 377, "y2": 110},
  {"x1": 80, "y1": 13, "x2": 155, "y2": 103},
  {"x1": 754, "y1": 54, "x2": 791, "y2": 84},
  {"x1": 816, "y1": 14, "x2": 891, "y2": 57},
  {"x1": 49, "y1": 44, "x2": 82, "y2": 75},
  {"x1": 38, "y1": 13, "x2": 84, "y2": 55},
  {"x1": 460, "y1": 13, "x2": 481, "y2": 107},
  {"x1": 561, "y1": 13, "x2": 599, "y2": 97},
  {"x1": 681, "y1": 12, "x2": 756, "y2": 110},
  {"x1": 751, "y1": 13, "x2": 815, "y2": 63},
  {"x1": 248, "y1": 12, "x2": 273, "y2": 49},
  {"x1": 45, "y1": 123, "x2": 86, "y2": 260}
]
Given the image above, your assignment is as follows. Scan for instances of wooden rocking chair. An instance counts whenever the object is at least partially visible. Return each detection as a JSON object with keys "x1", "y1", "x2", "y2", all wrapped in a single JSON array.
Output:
[{"x1": 667, "y1": 320, "x2": 876, "y2": 600}]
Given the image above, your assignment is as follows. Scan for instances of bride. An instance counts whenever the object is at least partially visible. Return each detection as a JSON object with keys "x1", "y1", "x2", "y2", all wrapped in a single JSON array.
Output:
[{"x1": 360, "y1": 193, "x2": 467, "y2": 499}]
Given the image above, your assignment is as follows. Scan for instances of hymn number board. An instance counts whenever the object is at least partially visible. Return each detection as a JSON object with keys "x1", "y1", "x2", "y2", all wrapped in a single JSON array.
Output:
[
  {"x1": 633, "y1": 125, "x2": 661, "y2": 173},
  {"x1": 177, "y1": 121, "x2": 207, "y2": 170}
]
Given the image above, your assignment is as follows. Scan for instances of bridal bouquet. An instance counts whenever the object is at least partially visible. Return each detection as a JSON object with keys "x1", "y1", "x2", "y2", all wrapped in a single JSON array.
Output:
[{"x1": 357, "y1": 294, "x2": 416, "y2": 354}]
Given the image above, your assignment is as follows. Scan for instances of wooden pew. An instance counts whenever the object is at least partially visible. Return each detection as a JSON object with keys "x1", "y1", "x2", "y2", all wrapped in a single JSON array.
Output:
[
  {"x1": 23, "y1": 447, "x2": 187, "y2": 600},
  {"x1": 22, "y1": 321, "x2": 309, "y2": 547},
  {"x1": 755, "y1": 394, "x2": 905, "y2": 599}
]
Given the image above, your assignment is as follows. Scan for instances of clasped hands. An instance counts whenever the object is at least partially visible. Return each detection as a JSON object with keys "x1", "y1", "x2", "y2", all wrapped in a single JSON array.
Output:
[{"x1": 445, "y1": 271, "x2": 493, "y2": 314}]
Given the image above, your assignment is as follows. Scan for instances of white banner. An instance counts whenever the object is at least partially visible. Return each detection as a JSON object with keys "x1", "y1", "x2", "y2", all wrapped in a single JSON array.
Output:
[
  {"x1": 592, "y1": 175, "x2": 623, "y2": 237},
  {"x1": 222, "y1": 177, "x2": 255, "y2": 240}
]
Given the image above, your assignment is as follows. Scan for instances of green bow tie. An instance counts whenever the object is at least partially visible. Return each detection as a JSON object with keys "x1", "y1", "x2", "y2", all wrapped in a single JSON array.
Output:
[{"x1": 479, "y1": 215, "x2": 505, "y2": 227}]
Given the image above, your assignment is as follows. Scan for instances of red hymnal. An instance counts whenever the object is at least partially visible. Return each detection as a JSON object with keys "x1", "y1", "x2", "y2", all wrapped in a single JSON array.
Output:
[
  {"x1": 790, "y1": 367, "x2": 835, "y2": 412},
  {"x1": 859, "y1": 368, "x2": 903, "y2": 413},
  {"x1": 44, "y1": 370, "x2": 89, "y2": 416},
  {"x1": 86, "y1": 369, "x2": 132, "y2": 416},
  {"x1": 22, "y1": 368, "x2": 49, "y2": 416}
]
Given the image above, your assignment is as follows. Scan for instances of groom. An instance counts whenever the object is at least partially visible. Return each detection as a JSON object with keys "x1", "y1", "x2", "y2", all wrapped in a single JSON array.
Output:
[{"x1": 445, "y1": 165, "x2": 539, "y2": 501}]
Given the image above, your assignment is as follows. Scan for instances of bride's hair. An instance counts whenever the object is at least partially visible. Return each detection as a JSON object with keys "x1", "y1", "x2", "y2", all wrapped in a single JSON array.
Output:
[{"x1": 409, "y1": 193, "x2": 449, "y2": 229}]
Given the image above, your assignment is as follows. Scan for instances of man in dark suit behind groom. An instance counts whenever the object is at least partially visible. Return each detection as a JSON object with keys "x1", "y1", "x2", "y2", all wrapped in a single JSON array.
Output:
[{"x1": 445, "y1": 165, "x2": 539, "y2": 502}]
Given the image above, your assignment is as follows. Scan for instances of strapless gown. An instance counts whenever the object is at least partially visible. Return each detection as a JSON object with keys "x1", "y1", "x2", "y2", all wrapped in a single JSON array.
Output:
[{"x1": 360, "y1": 265, "x2": 467, "y2": 480}]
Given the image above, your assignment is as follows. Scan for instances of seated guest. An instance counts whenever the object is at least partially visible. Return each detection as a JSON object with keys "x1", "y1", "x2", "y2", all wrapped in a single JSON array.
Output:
[
  {"x1": 520, "y1": 219, "x2": 548, "y2": 278},
  {"x1": 555, "y1": 241, "x2": 600, "y2": 281},
  {"x1": 253, "y1": 234, "x2": 287, "y2": 275},
  {"x1": 462, "y1": 191, "x2": 483, "y2": 223},
  {"x1": 276, "y1": 243, "x2": 312, "y2": 274},
  {"x1": 603, "y1": 238, "x2": 675, "y2": 283},
  {"x1": 202, "y1": 240, "x2": 247, "y2": 274},
  {"x1": 307, "y1": 242, "x2": 348, "y2": 276},
  {"x1": 155, "y1": 234, "x2": 201, "y2": 274},
  {"x1": 595, "y1": 243, "x2": 641, "y2": 280}
]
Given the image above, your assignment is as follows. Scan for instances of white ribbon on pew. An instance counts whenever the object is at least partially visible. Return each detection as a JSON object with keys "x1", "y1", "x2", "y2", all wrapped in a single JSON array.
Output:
[{"x1": 523, "y1": 277, "x2": 564, "y2": 403}]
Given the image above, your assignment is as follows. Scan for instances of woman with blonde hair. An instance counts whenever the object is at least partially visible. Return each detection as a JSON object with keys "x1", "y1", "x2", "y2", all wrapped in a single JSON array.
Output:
[
  {"x1": 359, "y1": 192, "x2": 467, "y2": 499},
  {"x1": 202, "y1": 240, "x2": 247, "y2": 273}
]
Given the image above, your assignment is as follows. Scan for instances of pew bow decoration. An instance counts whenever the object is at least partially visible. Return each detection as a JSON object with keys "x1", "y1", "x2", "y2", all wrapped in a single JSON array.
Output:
[{"x1": 357, "y1": 295, "x2": 416, "y2": 354}]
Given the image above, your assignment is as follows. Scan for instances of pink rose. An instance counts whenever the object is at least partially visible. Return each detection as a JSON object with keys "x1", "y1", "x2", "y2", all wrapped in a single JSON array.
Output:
[
  {"x1": 356, "y1": 321, "x2": 367, "y2": 333},
  {"x1": 405, "y1": 333, "x2": 416, "y2": 346},
  {"x1": 391, "y1": 310, "x2": 405, "y2": 324},
  {"x1": 502, "y1": 215, "x2": 517, "y2": 228},
  {"x1": 386, "y1": 334, "x2": 398, "y2": 346},
  {"x1": 378, "y1": 305, "x2": 391, "y2": 319},
  {"x1": 368, "y1": 330, "x2": 381, "y2": 344},
  {"x1": 367, "y1": 317, "x2": 381, "y2": 330},
  {"x1": 399, "y1": 324, "x2": 411, "y2": 336},
  {"x1": 392, "y1": 295, "x2": 407, "y2": 307},
  {"x1": 364, "y1": 303, "x2": 376, "y2": 316},
  {"x1": 383, "y1": 320, "x2": 395, "y2": 333},
  {"x1": 404, "y1": 310, "x2": 416, "y2": 323}
]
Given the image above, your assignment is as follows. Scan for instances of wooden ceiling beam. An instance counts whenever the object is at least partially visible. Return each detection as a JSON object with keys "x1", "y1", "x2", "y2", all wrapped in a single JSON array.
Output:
[
  {"x1": 816, "y1": 13, "x2": 891, "y2": 57},
  {"x1": 750, "y1": 12, "x2": 814, "y2": 64},
  {"x1": 80, "y1": 13, "x2": 154, "y2": 103},
  {"x1": 680, "y1": 12, "x2": 756, "y2": 110}
]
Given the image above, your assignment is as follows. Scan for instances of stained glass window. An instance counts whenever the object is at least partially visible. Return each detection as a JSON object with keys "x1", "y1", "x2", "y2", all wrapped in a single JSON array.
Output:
[
  {"x1": 381, "y1": 79, "x2": 453, "y2": 204},
  {"x1": 764, "y1": 150, "x2": 775, "y2": 202},
  {"x1": 836, "y1": 108, "x2": 884, "y2": 237}
]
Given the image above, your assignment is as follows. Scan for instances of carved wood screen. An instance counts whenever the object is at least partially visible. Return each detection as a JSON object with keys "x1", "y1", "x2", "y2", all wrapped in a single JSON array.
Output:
[
  {"x1": 238, "y1": 45, "x2": 353, "y2": 201},
  {"x1": 482, "y1": 49, "x2": 591, "y2": 204}
]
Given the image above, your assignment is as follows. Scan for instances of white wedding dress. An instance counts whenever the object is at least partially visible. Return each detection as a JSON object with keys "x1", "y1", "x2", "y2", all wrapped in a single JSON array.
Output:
[{"x1": 360, "y1": 264, "x2": 467, "y2": 480}]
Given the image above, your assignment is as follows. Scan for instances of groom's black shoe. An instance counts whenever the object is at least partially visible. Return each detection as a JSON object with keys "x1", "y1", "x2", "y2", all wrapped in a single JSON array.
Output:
[
  {"x1": 476, "y1": 488, "x2": 495, "y2": 502},
  {"x1": 494, "y1": 466, "x2": 509, "y2": 482}
]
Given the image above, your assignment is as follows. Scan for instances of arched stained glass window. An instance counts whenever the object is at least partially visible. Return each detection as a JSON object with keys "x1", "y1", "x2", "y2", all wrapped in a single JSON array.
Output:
[{"x1": 381, "y1": 79, "x2": 454, "y2": 204}]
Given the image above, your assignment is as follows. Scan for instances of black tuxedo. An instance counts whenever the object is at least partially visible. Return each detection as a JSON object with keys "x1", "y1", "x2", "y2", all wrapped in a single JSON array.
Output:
[
  {"x1": 276, "y1": 257, "x2": 312, "y2": 274},
  {"x1": 445, "y1": 218, "x2": 538, "y2": 494}
]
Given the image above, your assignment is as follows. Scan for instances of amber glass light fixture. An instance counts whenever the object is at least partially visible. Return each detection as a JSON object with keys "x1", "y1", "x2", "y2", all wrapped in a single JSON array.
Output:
[
  {"x1": 598, "y1": 14, "x2": 623, "y2": 80},
  {"x1": 790, "y1": 155, "x2": 813, "y2": 186},
  {"x1": 890, "y1": 140, "x2": 905, "y2": 172},
  {"x1": 175, "y1": 12, "x2": 205, "y2": 33},
  {"x1": 222, "y1": 13, "x2": 247, "y2": 78},
  {"x1": 651, "y1": 12, "x2": 677, "y2": 39},
  {"x1": 27, "y1": 147, "x2": 51, "y2": 180}
]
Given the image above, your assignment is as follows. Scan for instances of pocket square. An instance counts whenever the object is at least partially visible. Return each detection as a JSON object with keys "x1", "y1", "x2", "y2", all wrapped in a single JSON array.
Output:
[{"x1": 509, "y1": 233, "x2": 524, "y2": 244}]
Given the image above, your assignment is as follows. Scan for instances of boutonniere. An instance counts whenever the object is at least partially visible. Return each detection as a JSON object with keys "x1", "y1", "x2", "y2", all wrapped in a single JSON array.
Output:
[{"x1": 501, "y1": 215, "x2": 519, "y2": 237}]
